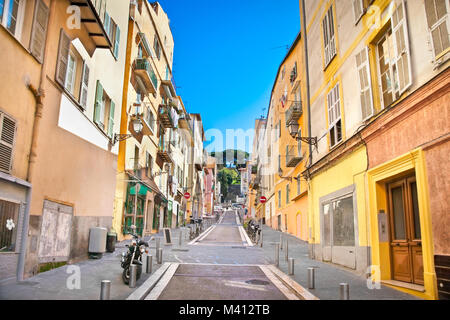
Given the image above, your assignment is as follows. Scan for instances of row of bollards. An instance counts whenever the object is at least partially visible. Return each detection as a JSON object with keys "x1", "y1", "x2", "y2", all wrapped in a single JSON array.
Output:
[{"x1": 274, "y1": 237, "x2": 350, "y2": 300}]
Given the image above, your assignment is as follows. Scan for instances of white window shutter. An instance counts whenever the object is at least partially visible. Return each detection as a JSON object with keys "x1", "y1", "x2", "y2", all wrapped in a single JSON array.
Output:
[
  {"x1": 56, "y1": 29, "x2": 71, "y2": 87},
  {"x1": 79, "y1": 62, "x2": 90, "y2": 109},
  {"x1": 424, "y1": 0, "x2": 450, "y2": 58},
  {"x1": 356, "y1": 47, "x2": 374, "y2": 119},
  {"x1": 30, "y1": 0, "x2": 49, "y2": 63},
  {"x1": 353, "y1": 0, "x2": 364, "y2": 22},
  {"x1": 391, "y1": 0, "x2": 412, "y2": 95},
  {"x1": 0, "y1": 113, "x2": 16, "y2": 173}
]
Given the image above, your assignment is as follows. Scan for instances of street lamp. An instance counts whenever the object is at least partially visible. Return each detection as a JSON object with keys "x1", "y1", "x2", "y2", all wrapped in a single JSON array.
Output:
[
  {"x1": 288, "y1": 122, "x2": 318, "y2": 146},
  {"x1": 113, "y1": 117, "x2": 143, "y2": 145}
]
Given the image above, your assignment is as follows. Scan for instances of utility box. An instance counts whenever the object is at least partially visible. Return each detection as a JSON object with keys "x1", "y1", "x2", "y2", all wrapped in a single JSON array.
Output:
[{"x1": 88, "y1": 227, "x2": 107, "y2": 257}]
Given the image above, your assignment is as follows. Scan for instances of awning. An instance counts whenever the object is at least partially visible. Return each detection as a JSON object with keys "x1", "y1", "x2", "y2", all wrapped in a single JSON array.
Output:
[{"x1": 129, "y1": 184, "x2": 150, "y2": 196}]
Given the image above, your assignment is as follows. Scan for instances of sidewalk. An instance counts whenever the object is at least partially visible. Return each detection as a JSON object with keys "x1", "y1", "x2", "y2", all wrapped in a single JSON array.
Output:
[{"x1": 259, "y1": 225, "x2": 420, "y2": 300}]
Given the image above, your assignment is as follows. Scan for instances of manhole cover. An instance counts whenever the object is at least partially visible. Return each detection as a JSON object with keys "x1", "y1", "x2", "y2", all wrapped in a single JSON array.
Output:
[
  {"x1": 171, "y1": 249, "x2": 189, "y2": 252},
  {"x1": 246, "y1": 279, "x2": 270, "y2": 286}
]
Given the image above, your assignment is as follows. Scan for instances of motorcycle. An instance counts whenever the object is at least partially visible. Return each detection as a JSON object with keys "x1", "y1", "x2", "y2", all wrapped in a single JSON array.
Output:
[{"x1": 121, "y1": 226, "x2": 149, "y2": 285}]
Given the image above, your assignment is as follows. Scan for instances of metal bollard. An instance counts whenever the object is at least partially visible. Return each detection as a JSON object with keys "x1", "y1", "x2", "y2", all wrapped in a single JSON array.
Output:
[
  {"x1": 146, "y1": 254, "x2": 152, "y2": 274},
  {"x1": 280, "y1": 235, "x2": 283, "y2": 250},
  {"x1": 179, "y1": 230, "x2": 183, "y2": 246},
  {"x1": 156, "y1": 237, "x2": 161, "y2": 251},
  {"x1": 157, "y1": 248, "x2": 163, "y2": 264},
  {"x1": 340, "y1": 283, "x2": 350, "y2": 300},
  {"x1": 288, "y1": 258, "x2": 295, "y2": 275},
  {"x1": 275, "y1": 243, "x2": 280, "y2": 267},
  {"x1": 129, "y1": 264, "x2": 137, "y2": 288},
  {"x1": 285, "y1": 239, "x2": 289, "y2": 262},
  {"x1": 260, "y1": 232, "x2": 263, "y2": 248},
  {"x1": 308, "y1": 267, "x2": 315, "y2": 289},
  {"x1": 100, "y1": 280, "x2": 111, "y2": 300}
]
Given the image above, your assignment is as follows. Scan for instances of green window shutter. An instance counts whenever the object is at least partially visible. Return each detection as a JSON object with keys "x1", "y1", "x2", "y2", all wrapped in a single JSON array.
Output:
[
  {"x1": 108, "y1": 100, "x2": 115, "y2": 137},
  {"x1": 104, "y1": 12, "x2": 110, "y2": 38},
  {"x1": 94, "y1": 80, "x2": 103, "y2": 125},
  {"x1": 114, "y1": 27, "x2": 120, "y2": 58}
]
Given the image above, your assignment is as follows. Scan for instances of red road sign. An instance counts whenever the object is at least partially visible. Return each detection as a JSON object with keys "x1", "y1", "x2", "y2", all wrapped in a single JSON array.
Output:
[
  {"x1": 260, "y1": 196, "x2": 267, "y2": 204},
  {"x1": 184, "y1": 192, "x2": 191, "y2": 200}
]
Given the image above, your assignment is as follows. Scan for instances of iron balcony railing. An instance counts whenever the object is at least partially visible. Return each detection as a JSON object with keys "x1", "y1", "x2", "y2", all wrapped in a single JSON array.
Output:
[
  {"x1": 286, "y1": 145, "x2": 303, "y2": 168},
  {"x1": 135, "y1": 58, "x2": 158, "y2": 92},
  {"x1": 285, "y1": 101, "x2": 303, "y2": 126}
]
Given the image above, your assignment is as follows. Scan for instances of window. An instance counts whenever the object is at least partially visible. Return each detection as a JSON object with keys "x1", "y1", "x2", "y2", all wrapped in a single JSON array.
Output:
[
  {"x1": 281, "y1": 65, "x2": 286, "y2": 80},
  {"x1": 290, "y1": 62, "x2": 298, "y2": 84},
  {"x1": 285, "y1": 145, "x2": 289, "y2": 165},
  {"x1": 104, "y1": 12, "x2": 121, "y2": 59},
  {"x1": 424, "y1": 0, "x2": 450, "y2": 59},
  {"x1": 278, "y1": 190, "x2": 282, "y2": 208},
  {"x1": 1, "y1": 0, "x2": 24, "y2": 38},
  {"x1": 286, "y1": 184, "x2": 290, "y2": 204},
  {"x1": 376, "y1": 1, "x2": 412, "y2": 108},
  {"x1": 0, "y1": 111, "x2": 16, "y2": 173},
  {"x1": 145, "y1": 105, "x2": 155, "y2": 133},
  {"x1": 327, "y1": 83, "x2": 342, "y2": 148},
  {"x1": 146, "y1": 152, "x2": 153, "y2": 178},
  {"x1": 298, "y1": 128, "x2": 302, "y2": 156},
  {"x1": 94, "y1": 80, "x2": 116, "y2": 138},
  {"x1": 323, "y1": 5, "x2": 336, "y2": 67},
  {"x1": 297, "y1": 174, "x2": 301, "y2": 195},
  {"x1": 353, "y1": 0, "x2": 375, "y2": 23},
  {"x1": 154, "y1": 34, "x2": 161, "y2": 60},
  {"x1": 356, "y1": 47, "x2": 374, "y2": 119},
  {"x1": 56, "y1": 29, "x2": 91, "y2": 110},
  {"x1": 0, "y1": 200, "x2": 20, "y2": 252}
]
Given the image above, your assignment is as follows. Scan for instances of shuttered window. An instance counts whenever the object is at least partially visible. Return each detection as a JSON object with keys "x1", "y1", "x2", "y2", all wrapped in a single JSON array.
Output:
[
  {"x1": 0, "y1": 112, "x2": 16, "y2": 173},
  {"x1": 79, "y1": 62, "x2": 90, "y2": 109},
  {"x1": 327, "y1": 83, "x2": 342, "y2": 148},
  {"x1": 94, "y1": 80, "x2": 103, "y2": 126},
  {"x1": 391, "y1": 0, "x2": 412, "y2": 95},
  {"x1": 56, "y1": 28, "x2": 71, "y2": 87},
  {"x1": 107, "y1": 100, "x2": 115, "y2": 138},
  {"x1": 356, "y1": 47, "x2": 374, "y2": 120},
  {"x1": 323, "y1": 5, "x2": 336, "y2": 67},
  {"x1": 114, "y1": 26, "x2": 121, "y2": 59},
  {"x1": 29, "y1": 0, "x2": 48, "y2": 63},
  {"x1": 0, "y1": 0, "x2": 4, "y2": 18},
  {"x1": 353, "y1": 0, "x2": 364, "y2": 23},
  {"x1": 424, "y1": 0, "x2": 450, "y2": 58}
]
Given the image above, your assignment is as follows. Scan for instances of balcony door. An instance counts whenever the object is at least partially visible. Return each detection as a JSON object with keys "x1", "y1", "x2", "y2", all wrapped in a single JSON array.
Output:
[{"x1": 387, "y1": 176, "x2": 423, "y2": 285}]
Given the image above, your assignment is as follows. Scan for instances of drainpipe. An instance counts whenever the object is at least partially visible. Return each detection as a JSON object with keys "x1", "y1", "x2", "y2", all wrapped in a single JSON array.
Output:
[{"x1": 301, "y1": 0, "x2": 315, "y2": 258}]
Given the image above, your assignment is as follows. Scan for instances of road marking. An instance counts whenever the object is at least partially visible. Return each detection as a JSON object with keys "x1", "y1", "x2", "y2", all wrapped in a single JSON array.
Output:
[
  {"x1": 173, "y1": 254, "x2": 183, "y2": 263},
  {"x1": 188, "y1": 225, "x2": 216, "y2": 245},
  {"x1": 126, "y1": 262, "x2": 171, "y2": 300},
  {"x1": 238, "y1": 226, "x2": 254, "y2": 247},
  {"x1": 145, "y1": 263, "x2": 180, "y2": 300},
  {"x1": 259, "y1": 265, "x2": 299, "y2": 300},
  {"x1": 266, "y1": 265, "x2": 319, "y2": 300},
  {"x1": 223, "y1": 280, "x2": 268, "y2": 292}
]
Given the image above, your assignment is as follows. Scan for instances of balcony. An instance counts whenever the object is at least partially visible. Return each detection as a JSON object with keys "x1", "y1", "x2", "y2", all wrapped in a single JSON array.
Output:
[
  {"x1": 157, "y1": 140, "x2": 173, "y2": 165},
  {"x1": 74, "y1": 0, "x2": 113, "y2": 50},
  {"x1": 286, "y1": 146, "x2": 303, "y2": 168},
  {"x1": 133, "y1": 58, "x2": 158, "y2": 95},
  {"x1": 251, "y1": 175, "x2": 261, "y2": 189},
  {"x1": 178, "y1": 113, "x2": 191, "y2": 130},
  {"x1": 161, "y1": 77, "x2": 177, "y2": 99},
  {"x1": 158, "y1": 105, "x2": 175, "y2": 129},
  {"x1": 285, "y1": 101, "x2": 303, "y2": 126}
]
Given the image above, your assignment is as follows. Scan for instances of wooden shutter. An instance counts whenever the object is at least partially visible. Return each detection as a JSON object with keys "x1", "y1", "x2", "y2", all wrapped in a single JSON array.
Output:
[
  {"x1": 356, "y1": 47, "x2": 374, "y2": 119},
  {"x1": 391, "y1": 0, "x2": 412, "y2": 95},
  {"x1": 323, "y1": 6, "x2": 336, "y2": 66},
  {"x1": 0, "y1": 113, "x2": 16, "y2": 173},
  {"x1": 94, "y1": 80, "x2": 103, "y2": 125},
  {"x1": 424, "y1": 0, "x2": 450, "y2": 58},
  {"x1": 56, "y1": 29, "x2": 71, "y2": 87},
  {"x1": 30, "y1": 0, "x2": 49, "y2": 63},
  {"x1": 79, "y1": 62, "x2": 90, "y2": 109},
  {"x1": 114, "y1": 26, "x2": 121, "y2": 58},
  {"x1": 108, "y1": 100, "x2": 115, "y2": 138},
  {"x1": 104, "y1": 12, "x2": 111, "y2": 39},
  {"x1": 353, "y1": 0, "x2": 363, "y2": 22}
]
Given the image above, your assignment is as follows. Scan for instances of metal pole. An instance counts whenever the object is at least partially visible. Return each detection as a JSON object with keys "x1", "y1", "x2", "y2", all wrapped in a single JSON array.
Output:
[
  {"x1": 340, "y1": 283, "x2": 350, "y2": 300},
  {"x1": 285, "y1": 239, "x2": 289, "y2": 262},
  {"x1": 288, "y1": 258, "x2": 294, "y2": 275},
  {"x1": 280, "y1": 234, "x2": 283, "y2": 250},
  {"x1": 156, "y1": 237, "x2": 161, "y2": 251},
  {"x1": 260, "y1": 232, "x2": 263, "y2": 247},
  {"x1": 275, "y1": 243, "x2": 280, "y2": 267},
  {"x1": 179, "y1": 229, "x2": 183, "y2": 246},
  {"x1": 100, "y1": 280, "x2": 111, "y2": 300},
  {"x1": 157, "y1": 248, "x2": 163, "y2": 264},
  {"x1": 308, "y1": 267, "x2": 315, "y2": 289},
  {"x1": 129, "y1": 265, "x2": 137, "y2": 288},
  {"x1": 146, "y1": 255, "x2": 152, "y2": 274}
]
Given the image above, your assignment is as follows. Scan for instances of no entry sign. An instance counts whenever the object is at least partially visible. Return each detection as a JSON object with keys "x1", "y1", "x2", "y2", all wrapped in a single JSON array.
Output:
[
  {"x1": 260, "y1": 196, "x2": 267, "y2": 204},
  {"x1": 184, "y1": 192, "x2": 191, "y2": 200}
]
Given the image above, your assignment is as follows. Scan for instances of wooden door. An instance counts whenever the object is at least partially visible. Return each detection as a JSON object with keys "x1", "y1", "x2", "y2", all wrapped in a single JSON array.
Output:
[{"x1": 388, "y1": 176, "x2": 423, "y2": 285}]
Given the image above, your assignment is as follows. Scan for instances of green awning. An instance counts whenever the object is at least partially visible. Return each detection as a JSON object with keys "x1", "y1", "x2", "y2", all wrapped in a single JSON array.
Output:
[{"x1": 130, "y1": 184, "x2": 150, "y2": 196}]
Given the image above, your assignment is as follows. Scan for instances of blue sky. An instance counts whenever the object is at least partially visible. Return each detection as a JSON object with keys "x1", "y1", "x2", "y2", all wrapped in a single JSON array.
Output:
[{"x1": 157, "y1": 0, "x2": 300, "y2": 153}]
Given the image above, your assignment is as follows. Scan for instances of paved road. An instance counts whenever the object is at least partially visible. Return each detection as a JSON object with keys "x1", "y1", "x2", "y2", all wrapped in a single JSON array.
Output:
[{"x1": 145, "y1": 210, "x2": 300, "y2": 300}]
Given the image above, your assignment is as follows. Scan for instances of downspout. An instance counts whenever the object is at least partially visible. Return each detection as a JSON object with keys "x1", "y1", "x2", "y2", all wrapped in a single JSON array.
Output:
[
  {"x1": 19, "y1": 0, "x2": 56, "y2": 282},
  {"x1": 301, "y1": 0, "x2": 315, "y2": 259}
]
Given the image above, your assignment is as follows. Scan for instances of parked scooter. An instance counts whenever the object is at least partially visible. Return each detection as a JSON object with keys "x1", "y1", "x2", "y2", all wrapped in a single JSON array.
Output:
[{"x1": 121, "y1": 225, "x2": 149, "y2": 285}]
